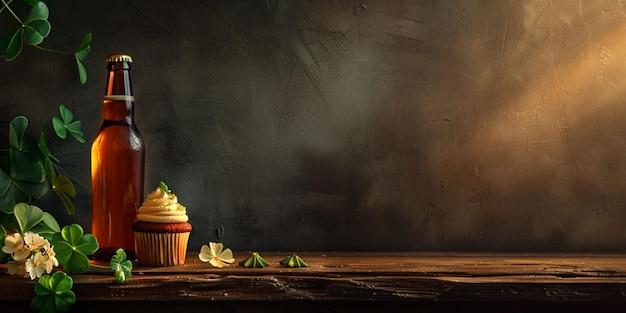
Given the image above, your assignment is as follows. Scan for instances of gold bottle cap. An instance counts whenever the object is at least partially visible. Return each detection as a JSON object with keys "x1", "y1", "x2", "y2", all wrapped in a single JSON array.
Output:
[{"x1": 106, "y1": 54, "x2": 133, "y2": 63}]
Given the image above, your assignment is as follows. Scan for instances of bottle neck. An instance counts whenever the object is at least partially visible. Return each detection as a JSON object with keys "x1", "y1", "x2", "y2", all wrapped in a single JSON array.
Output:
[{"x1": 103, "y1": 61, "x2": 134, "y2": 121}]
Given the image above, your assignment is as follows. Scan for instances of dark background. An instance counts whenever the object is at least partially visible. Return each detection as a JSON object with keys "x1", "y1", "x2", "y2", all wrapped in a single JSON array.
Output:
[{"x1": 2, "y1": 0, "x2": 626, "y2": 253}]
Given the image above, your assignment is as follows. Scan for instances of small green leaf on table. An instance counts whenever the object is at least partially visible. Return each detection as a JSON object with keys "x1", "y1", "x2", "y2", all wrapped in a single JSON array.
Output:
[{"x1": 110, "y1": 248, "x2": 133, "y2": 283}]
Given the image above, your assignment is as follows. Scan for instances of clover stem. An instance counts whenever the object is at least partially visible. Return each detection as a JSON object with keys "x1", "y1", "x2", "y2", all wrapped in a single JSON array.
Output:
[
  {"x1": 0, "y1": 0, "x2": 10, "y2": 14},
  {"x1": 1, "y1": 0, "x2": 23, "y2": 25},
  {"x1": 33, "y1": 45, "x2": 74, "y2": 55}
]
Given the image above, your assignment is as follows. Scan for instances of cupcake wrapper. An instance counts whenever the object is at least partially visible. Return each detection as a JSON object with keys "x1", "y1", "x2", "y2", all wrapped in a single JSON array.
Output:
[{"x1": 134, "y1": 231, "x2": 190, "y2": 267}]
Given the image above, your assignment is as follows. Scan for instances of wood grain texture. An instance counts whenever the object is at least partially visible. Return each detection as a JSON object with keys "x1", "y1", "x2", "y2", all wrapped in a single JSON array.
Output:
[{"x1": 3, "y1": 252, "x2": 626, "y2": 308}]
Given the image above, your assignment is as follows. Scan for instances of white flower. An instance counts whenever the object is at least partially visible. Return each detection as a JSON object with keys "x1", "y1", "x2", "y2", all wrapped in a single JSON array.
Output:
[
  {"x1": 199, "y1": 242, "x2": 234, "y2": 268},
  {"x1": 40, "y1": 243, "x2": 59, "y2": 273},
  {"x1": 25, "y1": 256, "x2": 44, "y2": 280},
  {"x1": 24, "y1": 240, "x2": 59, "y2": 280},
  {"x1": 23, "y1": 232, "x2": 47, "y2": 251},
  {"x1": 3, "y1": 231, "x2": 58, "y2": 279},
  {"x1": 2, "y1": 232, "x2": 30, "y2": 261}
]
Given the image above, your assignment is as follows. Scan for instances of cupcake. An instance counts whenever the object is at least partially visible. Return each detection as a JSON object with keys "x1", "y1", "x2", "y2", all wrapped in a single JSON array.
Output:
[{"x1": 133, "y1": 181, "x2": 192, "y2": 266}]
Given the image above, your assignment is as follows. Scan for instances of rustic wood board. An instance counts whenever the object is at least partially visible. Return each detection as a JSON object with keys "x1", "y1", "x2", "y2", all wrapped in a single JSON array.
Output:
[{"x1": 2, "y1": 252, "x2": 626, "y2": 306}]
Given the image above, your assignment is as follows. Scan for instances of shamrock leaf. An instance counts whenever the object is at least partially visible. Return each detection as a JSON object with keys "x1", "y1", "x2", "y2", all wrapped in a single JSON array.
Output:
[
  {"x1": 14, "y1": 202, "x2": 44, "y2": 234},
  {"x1": 1, "y1": 116, "x2": 51, "y2": 207},
  {"x1": 46, "y1": 105, "x2": 82, "y2": 215},
  {"x1": 74, "y1": 33, "x2": 91, "y2": 61},
  {"x1": 10, "y1": 146, "x2": 46, "y2": 183},
  {"x1": 25, "y1": 1, "x2": 49, "y2": 20},
  {"x1": 51, "y1": 174, "x2": 76, "y2": 216},
  {"x1": 23, "y1": 19, "x2": 50, "y2": 46},
  {"x1": 0, "y1": 2, "x2": 50, "y2": 60},
  {"x1": 0, "y1": 151, "x2": 49, "y2": 213},
  {"x1": 52, "y1": 105, "x2": 85, "y2": 143},
  {"x1": 31, "y1": 272, "x2": 76, "y2": 313},
  {"x1": 30, "y1": 212, "x2": 61, "y2": 237},
  {"x1": 74, "y1": 33, "x2": 91, "y2": 84},
  {"x1": 53, "y1": 224, "x2": 99, "y2": 274},
  {"x1": 9, "y1": 115, "x2": 30, "y2": 149},
  {"x1": 0, "y1": 169, "x2": 18, "y2": 213},
  {"x1": 110, "y1": 249, "x2": 133, "y2": 283},
  {"x1": 0, "y1": 206, "x2": 18, "y2": 231},
  {"x1": 23, "y1": 2, "x2": 50, "y2": 46},
  {"x1": 1, "y1": 1, "x2": 89, "y2": 86},
  {"x1": 0, "y1": 27, "x2": 22, "y2": 61}
]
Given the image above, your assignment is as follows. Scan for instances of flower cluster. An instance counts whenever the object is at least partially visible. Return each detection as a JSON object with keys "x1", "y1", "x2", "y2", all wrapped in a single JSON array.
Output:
[{"x1": 2, "y1": 232, "x2": 59, "y2": 280}]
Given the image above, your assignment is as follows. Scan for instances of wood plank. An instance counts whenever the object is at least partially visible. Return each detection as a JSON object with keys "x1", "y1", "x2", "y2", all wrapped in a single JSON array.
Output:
[{"x1": 2, "y1": 252, "x2": 626, "y2": 305}]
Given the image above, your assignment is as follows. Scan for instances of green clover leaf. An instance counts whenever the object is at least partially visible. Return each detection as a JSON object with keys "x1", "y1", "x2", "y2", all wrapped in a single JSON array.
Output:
[
  {"x1": 8, "y1": 115, "x2": 28, "y2": 149},
  {"x1": 1, "y1": 2, "x2": 90, "y2": 84},
  {"x1": 52, "y1": 105, "x2": 85, "y2": 143},
  {"x1": 0, "y1": 151, "x2": 49, "y2": 213},
  {"x1": 0, "y1": 170, "x2": 17, "y2": 213},
  {"x1": 51, "y1": 174, "x2": 76, "y2": 216},
  {"x1": 74, "y1": 33, "x2": 91, "y2": 61},
  {"x1": 53, "y1": 224, "x2": 99, "y2": 274},
  {"x1": 30, "y1": 212, "x2": 61, "y2": 236},
  {"x1": 13, "y1": 202, "x2": 44, "y2": 233},
  {"x1": 0, "y1": 2, "x2": 50, "y2": 60},
  {"x1": 1, "y1": 117, "x2": 51, "y2": 209},
  {"x1": 74, "y1": 33, "x2": 92, "y2": 84},
  {"x1": 75, "y1": 58, "x2": 88, "y2": 84},
  {"x1": 46, "y1": 105, "x2": 82, "y2": 215},
  {"x1": 0, "y1": 27, "x2": 22, "y2": 61},
  {"x1": 10, "y1": 146, "x2": 46, "y2": 183},
  {"x1": 23, "y1": 1, "x2": 50, "y2": 45},
  {"x1": 25, "y1": 1, "x2": 49, "y2": 23},
  {"x1": 110, "y1": 248, "x2": 133, "y2": 283},
  {"x1": 0, "y1": 105, "x2": 83, "y2": 215},
  {"x1": 23, "y1": 19, "x2": 50, "y2": 46},
  {"x1": 31, "y1": 272, "x2": 76, "y2": 313}
]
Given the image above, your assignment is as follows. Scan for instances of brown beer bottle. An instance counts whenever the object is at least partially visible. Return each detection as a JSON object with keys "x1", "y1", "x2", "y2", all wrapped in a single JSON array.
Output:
[{"x1": 91, "y1": 54, "x2": 145, "y2": 260}]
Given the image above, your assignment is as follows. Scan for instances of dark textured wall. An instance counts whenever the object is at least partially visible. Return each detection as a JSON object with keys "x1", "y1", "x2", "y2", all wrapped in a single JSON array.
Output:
[{"x1": 2, "y1": 0, "x2": 626, "y2": 252}]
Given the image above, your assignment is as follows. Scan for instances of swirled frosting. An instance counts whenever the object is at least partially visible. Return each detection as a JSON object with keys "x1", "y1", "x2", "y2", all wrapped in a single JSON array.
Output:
[{"x1": 137, "y1": 186, "x2": 188, "y2": 223}]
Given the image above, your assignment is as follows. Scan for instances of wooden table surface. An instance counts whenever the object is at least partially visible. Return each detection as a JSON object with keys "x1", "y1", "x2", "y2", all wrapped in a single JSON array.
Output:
[{"x1": 2, "y1": 251, "x2": 626, "y2": 312}]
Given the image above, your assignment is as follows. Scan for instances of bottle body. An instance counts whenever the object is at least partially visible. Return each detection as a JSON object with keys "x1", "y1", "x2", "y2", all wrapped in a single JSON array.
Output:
[{"x1": 91, "y1": 55, "x2": 144, "y2": 260}]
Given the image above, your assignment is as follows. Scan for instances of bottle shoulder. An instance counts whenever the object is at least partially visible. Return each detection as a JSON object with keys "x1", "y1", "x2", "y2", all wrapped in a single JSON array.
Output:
[
  {"x1": 94, "y1": 122, "x2": 143, "y2": 141},
  {"x1": 97, "y1": 119, "x2": 141, "y2": 128}
]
